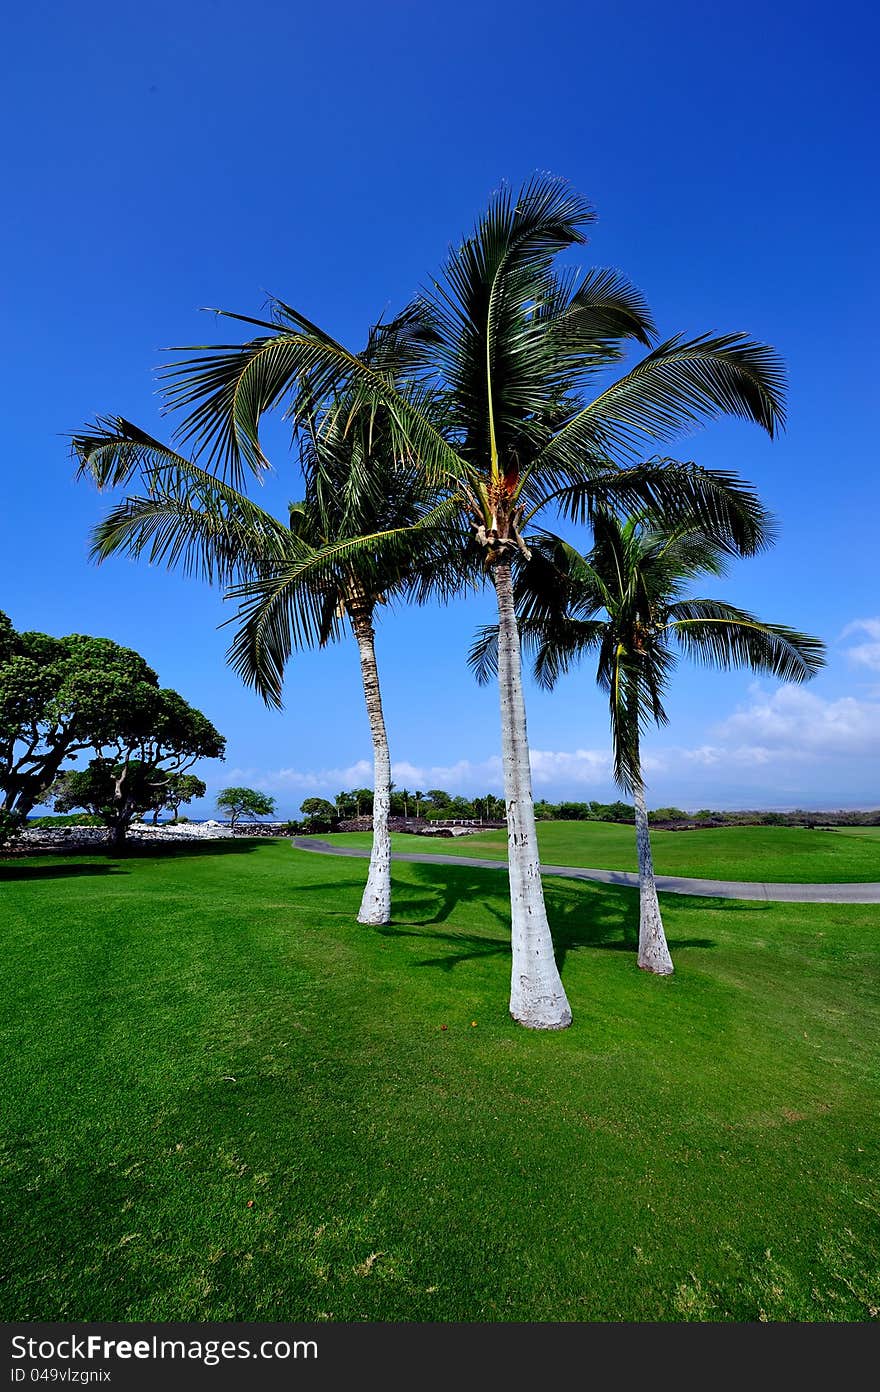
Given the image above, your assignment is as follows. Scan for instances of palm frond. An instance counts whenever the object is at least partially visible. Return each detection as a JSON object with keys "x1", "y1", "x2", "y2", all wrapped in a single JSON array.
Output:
[
  {"x1": 224, "y1": 575, "x2": 331, "y2": 707},
  {"x1": 72, "y1": 416, "x2": 207, "y2": 491},
  {"x1": 74, "y1": 418, "x2": 292, "y2": 583},
  {"x1": 529, "y1": 617, "x2": 606, "y2": 690},
  {"x1": 551, "y1": 266, "x2": 656, "y2": 365},
  {"x1": 468, "y1": 624, "x2": 500, "y2": 686},
  {"x1": 666, "y1": 600, "x2": 826, "y2": 681},
  {"x1": 161, "y1": 310, "x2": 470, "y2": 488},
  {"x1": 407, "y1": 178, "x2": 602, "y2": 482},
  {"x1": 535, "y1": 333, "x2": 787, "y2": 472},
  {"x1": 90, "y1": 491, "x2": 291, "y2": 585},
  {"x1": 225, "y1": 498, "x2": 465, "y2": 704},
  {"x1": 546, "y1": 458, "x2": 776, "y2": 557},
  {"x1": 609, "y1": 666, "x2": 647, "y2": 795}
]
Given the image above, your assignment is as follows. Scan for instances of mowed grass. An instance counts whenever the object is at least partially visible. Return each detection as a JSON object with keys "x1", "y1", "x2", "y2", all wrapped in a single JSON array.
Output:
[
  {"x1": 325, "y1": 821, "x2": 880, "y2": 883},
  {"x1": 1, "y1": 839, "x2": 879, "y2": 1322}
]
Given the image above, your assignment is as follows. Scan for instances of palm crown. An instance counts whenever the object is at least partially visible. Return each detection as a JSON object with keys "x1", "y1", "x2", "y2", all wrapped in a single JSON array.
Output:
[
  {"x1": 471, "y1": 509, "x2": 826, "y2": 792},
  {"x1": 72, "y1": 393, "x2": 465, "y2": 708},
  {"x1": 156, "y1": 176, "x2": 784, "y2": 558},
  {"x1": 224, "y1": 396, "x2": 469, "y2": 705}
]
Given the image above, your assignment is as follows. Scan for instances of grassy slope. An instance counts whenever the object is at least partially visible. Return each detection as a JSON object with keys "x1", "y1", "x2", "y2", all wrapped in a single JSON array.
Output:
[
  {"x1": 322, "y1": 822, "x2": 880, "y2": 883},
  {"x1": 1, "y1": 839, "x2": 878, "y2": 1322}
]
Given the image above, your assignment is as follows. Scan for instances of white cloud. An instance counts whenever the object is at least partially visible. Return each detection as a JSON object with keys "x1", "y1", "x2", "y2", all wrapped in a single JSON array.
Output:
[
  {"x1": 222, "y1": 756, "x2": 501, "y2": 795},
  {"x1": 529, "y1": 748, "x2": 610, "y2": 785},
  {"x1": 841, "y1": 617, "x2": 880, "y2": 673},
  {"x1": 713, "y1": 684, "x2": 880, "y2": 759},
  {"x1": 224, "y1": 748, "x2": 615, "y2": 796},
  {"x1": 223, "y1": 759, "x2": 376, "y2": 793},
  {"x1": 220, "y1": 685, "x2": 880, "y2": 811},
  {"x1": 390, "y1": 757, "x2": 504, "y2": 790},
  {"x1": 672, "y1": 743, "x2": 779, "y2": 768}
]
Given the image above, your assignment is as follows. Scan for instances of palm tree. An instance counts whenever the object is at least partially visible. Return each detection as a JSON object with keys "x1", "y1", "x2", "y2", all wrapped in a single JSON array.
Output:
[
  {"x1": 73, "y1": 400, "x2": 462, "y2": 927},
  {"x1": 149, "y1": 175, "x2": 784, "y2": 1028},
  {"x1": 471, "y1": 511, "x2": 825, "y2": 973}
]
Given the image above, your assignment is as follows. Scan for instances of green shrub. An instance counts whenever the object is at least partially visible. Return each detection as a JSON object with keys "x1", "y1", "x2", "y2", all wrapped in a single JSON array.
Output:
[
  {"x1": 28, "y1": 813, "x2": 104, "y2": 828},
  {"x1": 0, "y1": 808, "x2": 24, "y2": 844}
]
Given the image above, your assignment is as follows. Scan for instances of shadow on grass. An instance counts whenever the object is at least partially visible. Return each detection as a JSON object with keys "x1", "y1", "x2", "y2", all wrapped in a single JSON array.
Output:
[
  {"x1": 117, "y1": 839, "x2": 267, "y2": 860},
  {"x1": 380, "y1": 863, "x2": 717, "y2": 973},
  {"x1": 281, "y1": 845, "x2": 721, "y2": 973},
  {"x1": 1, "y1": 838, "x2": 267, "y2": 882},
  {"x1": 694, "y1": 900, "x2": 774, "y2": 913},
  {"x1": 0, "y1": 861, "x2": 126, "y2": 882},
  {"x1": 2, "y1": 838, "x2": 266, "y2": 870}
]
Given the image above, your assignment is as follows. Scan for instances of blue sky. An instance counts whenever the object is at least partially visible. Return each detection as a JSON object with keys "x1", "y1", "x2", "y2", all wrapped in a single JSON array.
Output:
[{"x1": 2, "y1": 0, "x2": 878, "y2": 814}]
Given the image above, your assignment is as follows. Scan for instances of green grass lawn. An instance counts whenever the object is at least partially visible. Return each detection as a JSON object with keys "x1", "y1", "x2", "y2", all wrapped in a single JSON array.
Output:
[
  {"x1": 321, "y1": 821, "x2": 880, "y2": 883},
  {"x1": 2, "y1": 838, "x2": 879, "y2": 1322}
]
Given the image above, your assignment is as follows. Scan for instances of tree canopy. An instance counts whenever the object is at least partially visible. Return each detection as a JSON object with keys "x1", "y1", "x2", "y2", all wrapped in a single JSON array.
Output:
[
  {"x1": 0, "y1": 611, "x2": 160, "y2": 825},
  {"x1": 300, "y1": 797, "x2": 337, "y2": 823},
  {"x1": 216, "y1": 786, "x2": 277, "y2": 830},
  {"x1": 48, "y1": 685, "x2": 224, "y2": 847},
  {"x1": 148, "y1": 771, "x2": 207, "y2": 823},
  {"x1": 0, "y1": 609, "x2": 224, "y2": 844},
  {"x1": 470, "y1": 510, "x2": 825, "y2": 792}
]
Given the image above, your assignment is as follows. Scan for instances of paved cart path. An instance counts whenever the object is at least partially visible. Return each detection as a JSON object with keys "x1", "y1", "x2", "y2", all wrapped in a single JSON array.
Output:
[{"x1": 291, "y1": 837, "x2": 880, "y2": 904}]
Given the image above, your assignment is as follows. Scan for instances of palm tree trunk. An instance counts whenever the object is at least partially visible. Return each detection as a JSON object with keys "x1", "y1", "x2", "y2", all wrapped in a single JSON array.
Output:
[
  {"x1": 350, "y1": 608, "x2": 392, "y2": 925},
  {"x1": 632, "y1": 769, "x2": 674, "y2": 975},
  {"x1": 494, "y1": 560, "x2": 572, "y2": 1029}
]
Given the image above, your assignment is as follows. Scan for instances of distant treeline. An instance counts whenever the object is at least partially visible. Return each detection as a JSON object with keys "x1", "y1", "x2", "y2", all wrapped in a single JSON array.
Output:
[
  {"x1": 537, "y1": 803, "x2": 880, "y2": 827},
  {"x1": 533, "y1": 802, "x2": 880, "y2": 827},
  {"x1": 30, "y1": 800, "x2": 880, "y2": 836},
  {"x1": 641, "y1": 807, "x2": 880, "y2": 828},
  {"x1": 300, "y1": 790, "x2": 880, "y2": 831}
]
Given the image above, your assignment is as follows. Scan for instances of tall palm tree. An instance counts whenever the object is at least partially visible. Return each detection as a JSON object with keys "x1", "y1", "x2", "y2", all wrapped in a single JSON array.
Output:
[
  {"x1": 147, "y1": 175, "x2": 785, "y2": 1028},
  {"x1": 73, "y1": 403, "x2": 462, "y2": 926},
  {"x1": 470, "y1": 511, "x2": 825, "y2": 973}
]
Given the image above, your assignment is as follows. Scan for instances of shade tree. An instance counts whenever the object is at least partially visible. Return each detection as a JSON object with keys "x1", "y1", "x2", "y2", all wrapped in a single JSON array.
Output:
[
  {"x1": 0, "y1": 611, "x2": 221, "y2": 845},
  {"x1": 217, "y1": 786, "x2": 277, "y2": 830},
  {"x1": 149, "y1": 771, "x2": 207, "y2": 824},
  {"x1": 49, "y1": 686, "x2": 224, "y2": 849}
]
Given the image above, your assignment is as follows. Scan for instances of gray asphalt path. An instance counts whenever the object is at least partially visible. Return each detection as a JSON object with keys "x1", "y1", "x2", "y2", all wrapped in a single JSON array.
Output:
[{"x1": 291, "y1": 838, "x2": 880, "y2": 904}]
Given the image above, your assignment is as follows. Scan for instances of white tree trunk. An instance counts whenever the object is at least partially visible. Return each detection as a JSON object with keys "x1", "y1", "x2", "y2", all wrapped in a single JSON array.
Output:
[
  {"x1": 494, "y1": 561, "x2": 572, "y2": 1029},
  {"x1": 633, "y1": 776, "x2": 674, "y2": 975},
  {"x1": 351, "y1": 610, "x2": 392, "y2": 925}
]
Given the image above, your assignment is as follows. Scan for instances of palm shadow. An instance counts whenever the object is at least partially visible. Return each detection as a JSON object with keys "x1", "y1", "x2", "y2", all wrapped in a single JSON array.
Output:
[
  {"x1": 545, "y1": 879, "x2": 716, "y2": 967},
  {"x1": 282, "y1": 843, "x2": 717, "y2": 972},
  {"x1": 383, "y1": 863, "x2": 716, "y2": 973},
  {"x1": 376, "y1": 864, "x2": 511, "y2": 969},
  {"x1": 688, "y1": 899, "x2": 772, "y2": 913}
]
